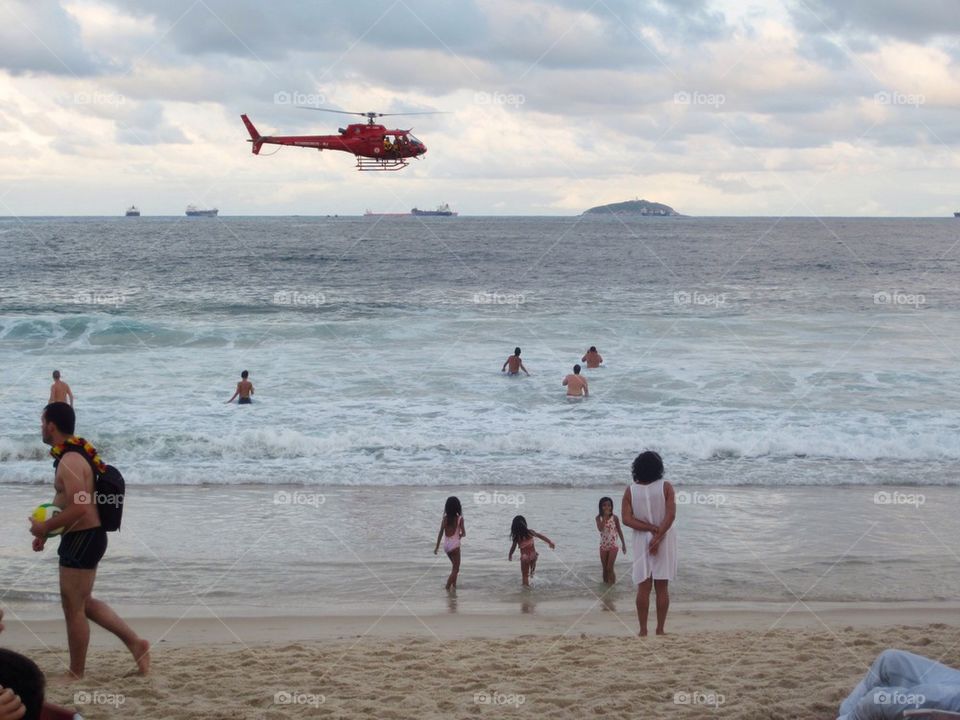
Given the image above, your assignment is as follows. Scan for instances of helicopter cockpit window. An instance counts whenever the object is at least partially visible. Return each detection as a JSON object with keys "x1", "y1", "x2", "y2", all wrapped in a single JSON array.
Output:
[{"x1": 407, "y1": 134, "x2": 422, "y2": 145}]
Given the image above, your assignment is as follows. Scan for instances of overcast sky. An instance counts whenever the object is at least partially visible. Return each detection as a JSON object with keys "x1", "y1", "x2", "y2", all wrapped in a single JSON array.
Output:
[{"x1": 1, "y1": 0, "x2": 958, "y2": 216}]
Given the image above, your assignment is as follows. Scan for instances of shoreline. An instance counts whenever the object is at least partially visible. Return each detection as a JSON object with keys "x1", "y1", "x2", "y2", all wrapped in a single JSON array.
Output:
[{"x1": 6, "y1": 601, "x2": 960, "y2": 647}]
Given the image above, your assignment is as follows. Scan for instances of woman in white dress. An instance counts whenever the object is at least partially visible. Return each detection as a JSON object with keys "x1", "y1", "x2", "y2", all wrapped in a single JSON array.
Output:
[{"x1": 621, "y1": 451, "x2": 677, "y2": 636}]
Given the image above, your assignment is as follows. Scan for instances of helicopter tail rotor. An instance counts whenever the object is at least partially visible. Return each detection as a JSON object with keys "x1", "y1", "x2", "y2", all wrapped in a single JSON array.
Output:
[{"x1": 241, "y1": 114, "x2": 264, "y2": 154}]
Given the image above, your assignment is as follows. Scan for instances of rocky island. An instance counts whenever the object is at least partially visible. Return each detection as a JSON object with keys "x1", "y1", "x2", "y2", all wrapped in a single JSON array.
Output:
[{"x1": 582, "y1": 199, "x2": 682, "y2": 216}]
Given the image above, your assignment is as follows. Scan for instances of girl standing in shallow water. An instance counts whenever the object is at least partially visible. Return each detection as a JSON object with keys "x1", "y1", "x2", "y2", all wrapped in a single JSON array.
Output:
[
  {"x1": 508, "y1": 515, "x2": 555, "y2": 587},
  {"x1": 596, "y1": 496, "x2": 627, "y2": 584},
  {"x1": 434, "y1": 497, "x2": 465, "y2": 591}
]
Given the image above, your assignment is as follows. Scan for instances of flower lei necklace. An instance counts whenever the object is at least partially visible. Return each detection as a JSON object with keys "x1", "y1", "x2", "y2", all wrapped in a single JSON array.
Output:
[{"x1": 50, "y1": 436, "x2": 107, "y2": 475}]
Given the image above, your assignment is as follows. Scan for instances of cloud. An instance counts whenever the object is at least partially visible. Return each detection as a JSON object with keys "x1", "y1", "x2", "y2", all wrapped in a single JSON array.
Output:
[
  {"x1": 789, "y1": 0, "x2": 960, "y2": 44},
  {"x1": 0, "y1": 0, "x2": 106, "y2": 76}
]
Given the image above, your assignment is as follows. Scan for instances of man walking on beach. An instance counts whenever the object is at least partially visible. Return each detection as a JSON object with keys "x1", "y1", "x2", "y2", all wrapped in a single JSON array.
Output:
[
  {"x1": 501, "y1": 347, "x2": 529, "y2": 376},
  {"x1": 29, "y1": 402, "x2": 150, "y2": 681},
  {"x1": 227, "y1": 370, "x2": 255, "y2": 404},
  {"x1": 48, "y1": 370, "x2": 73, "y2": 406},
  {"x1": 562, "y1": 365, "x2": 588, "y2": 397}
]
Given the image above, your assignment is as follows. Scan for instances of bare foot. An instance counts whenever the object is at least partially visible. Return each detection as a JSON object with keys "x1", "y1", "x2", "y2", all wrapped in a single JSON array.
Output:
[
  {"x1": 131, "y1": 638, "x2": 151, "y2": 675},
  {"x1": 656, "y1": 629, "x2": 667, "y2": 636},
  {"x1": 638, "y1": 630, "x2": 648, "y2": 637},
  {"x1": 48, "y1": 672, "x2": 82, "y2": 686}
]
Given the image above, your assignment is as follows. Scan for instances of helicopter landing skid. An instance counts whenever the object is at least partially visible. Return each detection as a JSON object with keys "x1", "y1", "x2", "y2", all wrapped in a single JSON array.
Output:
[{"x1": 356, "y1": 157, "x2": 409, "y2": 171}]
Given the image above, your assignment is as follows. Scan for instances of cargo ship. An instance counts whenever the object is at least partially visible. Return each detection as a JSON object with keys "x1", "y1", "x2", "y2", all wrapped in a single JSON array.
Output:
[
  {"x1": 411, "y1": 202, "x2": 457, "y2": 217},
  {"x1": 186, "y1": 205, "x2": 218, "y2": 217},
  {"x1": 125, "y1": 205, "x2": 140, "y2": 217}
]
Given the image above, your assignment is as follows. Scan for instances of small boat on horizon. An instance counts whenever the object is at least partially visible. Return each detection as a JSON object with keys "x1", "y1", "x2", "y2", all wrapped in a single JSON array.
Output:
[
  {"x1": 364, "y1": 209, "x2": 410, "y2": 217},
  {"x1": 125, "y1": 205, "x2": 140, "y2": 217},
  {"x1": 186, "y1": 205, "x2": 218, "y2": 217},
  {"x1": 955, "y1": 211, "x2": 959, "y2": 218}
]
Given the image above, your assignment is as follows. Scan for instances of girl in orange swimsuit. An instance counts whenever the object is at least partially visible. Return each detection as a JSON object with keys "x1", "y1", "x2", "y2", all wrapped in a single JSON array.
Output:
[
  {"x1": 596, "y1": 496, "x2": 627, "y2": 584},
  {"x1": 508, "y1": 515, "x2": 555, "y2": 587},
  {"x1": 433, "y1": 497, "x2": 465, "y2": 591}
]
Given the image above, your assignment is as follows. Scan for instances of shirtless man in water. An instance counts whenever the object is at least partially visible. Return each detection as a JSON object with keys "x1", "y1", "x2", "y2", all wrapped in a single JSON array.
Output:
[
  {"x1": 501, "y1": 347, "x2": 530, "y2": 376},
  {"x1": 49, "y1": 370, "x2": 73, "y2": 406},
  {"x1": 563, "y1": 364, "x2": 589, "y2": 397},
  {"x1": 29, "y1": 402, "x2": 149, "y2": 681},
  {"x1": 581, "y1": 346, "x2": 603, "y2": 369},
  {"x1": 227, "y1": 370, "x2": 255, "y2": 404}
]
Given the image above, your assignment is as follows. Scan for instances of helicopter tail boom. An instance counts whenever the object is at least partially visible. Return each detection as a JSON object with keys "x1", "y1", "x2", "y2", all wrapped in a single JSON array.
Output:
[{"x1": 241, "y1": 114, "x2": 264, "y2": 155}]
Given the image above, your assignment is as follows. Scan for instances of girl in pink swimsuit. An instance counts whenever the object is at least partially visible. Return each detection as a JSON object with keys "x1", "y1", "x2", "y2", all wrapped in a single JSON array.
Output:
[
  {"x1": 596, "y1": 496, "x2": 627, "y2": 584},
  {"x1": 508, "y1": 515, "x2": 555, "y2": 587},
  {"x1": 433, "y1": 497, "x2": 465, "y2": 591}
]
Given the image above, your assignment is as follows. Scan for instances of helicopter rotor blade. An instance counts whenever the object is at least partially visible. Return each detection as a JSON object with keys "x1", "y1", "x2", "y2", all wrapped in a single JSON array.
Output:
[
  {"x1": 371, "y1": 111, "x2": 451, "y2": 117},
  {"x1": 296, "y1": 107, "x2": 449, "y2": 118},
  {"x1": 296, "y1": 107, "x2": 370, "y2": 116}
]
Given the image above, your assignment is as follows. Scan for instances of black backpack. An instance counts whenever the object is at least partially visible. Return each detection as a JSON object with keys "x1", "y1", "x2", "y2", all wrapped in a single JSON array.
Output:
[{"x1": 55, "y1": 444, "x2": 126, "y2": 532}]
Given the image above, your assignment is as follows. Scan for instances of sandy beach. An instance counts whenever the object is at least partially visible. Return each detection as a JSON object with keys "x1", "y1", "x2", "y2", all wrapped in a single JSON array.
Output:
[{"x1": 6, "y1": 605, "x2": 959, "y2": 719}]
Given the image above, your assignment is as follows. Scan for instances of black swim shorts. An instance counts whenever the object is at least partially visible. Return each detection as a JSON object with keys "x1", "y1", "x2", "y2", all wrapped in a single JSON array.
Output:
[{"x1": 58, "y1": 527, "x2": 108, "y2": 570}]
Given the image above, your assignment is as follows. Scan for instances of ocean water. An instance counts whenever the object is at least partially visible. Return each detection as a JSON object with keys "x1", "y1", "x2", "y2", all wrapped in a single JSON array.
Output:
[
  {"x1": 1, "y1": 216, "x2": 959, "y2": 488},
  {"x1": 1, "y1": 216, "x2": 958, "y2": 611}
]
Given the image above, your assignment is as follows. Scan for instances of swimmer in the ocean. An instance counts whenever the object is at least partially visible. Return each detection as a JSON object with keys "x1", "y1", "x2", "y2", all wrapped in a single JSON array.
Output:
[
  {"x1": 562, "y1": 364, "x2": 588, "y2": 397},
  {"x1": 581, "y1": 346, "x2": 603, "y2": 369},
  {"x1": 49, "y1": 370, "x2": 74, "y2": 406},
  {"x1": 227, "y1": 370, "x2": 254, "y2": 404},
  {"x1": 501, "y1": 347, "x2": 530, "y2": 376}
]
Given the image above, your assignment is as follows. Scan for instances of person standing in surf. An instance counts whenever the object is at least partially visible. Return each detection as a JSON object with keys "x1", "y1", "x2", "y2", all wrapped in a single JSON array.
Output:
[
  {"x1": 49, "y1": 370, "x2": 73, "y2": 407},
  {"x1": 596, "y1": 496, "x2": 627, "y2": 584},
  {"x1": 28, "y1": 402, "x2": 150, "y2": 680},
  {"x1": 562, "y1": 364, "x2": 588, "y2": 397},
  {"x1": 581, "y1": 346, "x2": 603, "y2": 368},
  {"x1": 508, "y1": 516, "x2": 555, "y2": 587},
  {"x1": 501, "y1": 347, "x2": 529, "y2": 376},
  {"x1": 433, "y1": 496, "x2": 465, "y2": 591},
  {"x1": 227, "y1": 370, "x2": 254, "y2": 404},
  {"x1": 621, "y1": 450, "x2": 677, "y2": 636}
]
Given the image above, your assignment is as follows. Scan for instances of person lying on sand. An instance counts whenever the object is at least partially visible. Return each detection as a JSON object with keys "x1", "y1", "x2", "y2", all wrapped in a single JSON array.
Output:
[
  {"x1": 0, "y1": 610, "x2": 81, "y2": 720},
  {"x1": 838, "y1": 648, "x2": 960, "y2": 719}
]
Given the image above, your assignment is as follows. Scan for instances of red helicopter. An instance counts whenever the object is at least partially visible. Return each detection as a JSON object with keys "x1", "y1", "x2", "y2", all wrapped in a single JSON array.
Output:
[{"x1": 240, "y1": 108, "x2": 443, "y2": 171}]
